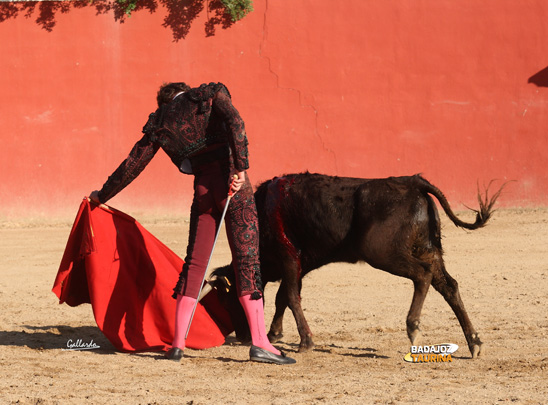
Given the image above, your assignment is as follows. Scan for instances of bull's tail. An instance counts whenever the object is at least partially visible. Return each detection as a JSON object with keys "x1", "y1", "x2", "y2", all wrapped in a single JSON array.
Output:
[{"x1": 413, "y1": 175, "x2": 507, "y2": 230}]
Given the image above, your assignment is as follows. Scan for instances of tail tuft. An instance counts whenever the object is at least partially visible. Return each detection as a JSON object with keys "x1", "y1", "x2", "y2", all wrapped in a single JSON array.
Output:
[
  {"x1": 416, "y1": 175, "x2": 510, "y2": 230},
  {"x1": 465, "y1": 180, "x2": 511, "y2": 228}
]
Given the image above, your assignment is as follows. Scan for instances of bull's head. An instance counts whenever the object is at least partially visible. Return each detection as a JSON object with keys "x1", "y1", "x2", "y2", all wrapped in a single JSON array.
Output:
[{"x1": 208, "y1": 265, "x2": 251, "y2": 344}]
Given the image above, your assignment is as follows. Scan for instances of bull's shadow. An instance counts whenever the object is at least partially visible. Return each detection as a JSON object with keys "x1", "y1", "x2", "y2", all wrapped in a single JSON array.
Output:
[
  {"x1": 315, "y1": 344, "x2": 390, "y2": 359},
  {"x1": 0, "y1": 0, "x2": 234, "y2": 41},
  {"x1": 0, "y1": 325, "x2": 114, "y2": 354}
]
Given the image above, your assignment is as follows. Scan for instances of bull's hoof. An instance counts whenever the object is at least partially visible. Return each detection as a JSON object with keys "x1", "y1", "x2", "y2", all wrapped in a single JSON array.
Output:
[
  {"x1": 267, "y1": 331, "x2": 283, "y2": 343},
  {"x1": 468, "y1": 333, "x2": 483, "y2": 358},
  {"x1": 298, "y1": 344, "x2": 313, "y2": 353},
  {"x1": 471, "y1": 344, "x2": 482, "y2": 358},
  {"x1": 298, "y1": 338, "x2": 314, "y2": 353},
  {"x1": 407, "y1": 321, "x2": 421, "y2": 345},
  {"x1": 408, "y1": 328, "x2": 421, "y2": 346}
]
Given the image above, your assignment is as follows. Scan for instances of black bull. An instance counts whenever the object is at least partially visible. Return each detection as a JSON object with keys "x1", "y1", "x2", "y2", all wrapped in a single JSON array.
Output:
[{"x1": 210, "y1": 172, "x2": 504, "y2": 358}]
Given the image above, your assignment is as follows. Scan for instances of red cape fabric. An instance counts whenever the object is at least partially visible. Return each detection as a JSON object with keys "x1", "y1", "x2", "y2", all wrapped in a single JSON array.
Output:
[{"x1": 52, "y1": 198, "x2": 233, "y2": 352}]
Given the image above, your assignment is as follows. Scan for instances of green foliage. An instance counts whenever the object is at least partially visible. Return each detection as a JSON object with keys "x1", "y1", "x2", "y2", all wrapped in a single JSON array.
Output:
[
  {"x1": 112, "y1": 0, "x2": 253, "y2": 21},
  {"x1": 115, "y1": 0, "x2": 138, "y2": 16},
  {"x1": 219, "y1": 0, "x2": 254, "y2": 21}
]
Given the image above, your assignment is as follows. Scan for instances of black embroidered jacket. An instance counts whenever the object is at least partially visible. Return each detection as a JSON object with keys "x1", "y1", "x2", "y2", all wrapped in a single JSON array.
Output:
[{"x1": 98, "y1": 83, "x2": 250, "y2": 203}]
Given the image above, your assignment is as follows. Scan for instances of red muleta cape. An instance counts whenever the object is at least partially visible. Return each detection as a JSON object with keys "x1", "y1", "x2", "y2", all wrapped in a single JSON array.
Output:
[{"x1": 52, "y1": 198, "x2": 233, "y2": 352}]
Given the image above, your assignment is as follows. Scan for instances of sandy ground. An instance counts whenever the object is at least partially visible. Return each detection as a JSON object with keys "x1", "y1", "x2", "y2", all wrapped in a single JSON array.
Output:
[{"x1": 1, "y1": 207, "x2": 547, "y2": 404}]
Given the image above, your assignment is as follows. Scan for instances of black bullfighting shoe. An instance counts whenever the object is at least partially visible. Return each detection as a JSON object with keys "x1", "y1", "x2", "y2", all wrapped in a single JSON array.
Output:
[
  {"x1": 164, "y1": 347, "x2": 184, "y2": 361},
  {"x1": 249, "y1": 345, "x2": 296, "y2": 365}
]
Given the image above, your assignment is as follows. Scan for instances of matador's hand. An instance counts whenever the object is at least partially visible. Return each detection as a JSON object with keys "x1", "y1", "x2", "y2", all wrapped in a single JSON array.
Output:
[
  {"x1": 89, "y1": 190, "x2": 101, "y2": 203},
  {"x1": 231, "y1": 172, "x2": 245, "y2": 194}
]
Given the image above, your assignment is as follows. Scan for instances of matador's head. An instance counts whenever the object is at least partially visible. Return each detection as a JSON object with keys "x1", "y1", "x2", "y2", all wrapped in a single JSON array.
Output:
[{"x1": 156, "y1": 82, "x2": 191, "y2": 107}]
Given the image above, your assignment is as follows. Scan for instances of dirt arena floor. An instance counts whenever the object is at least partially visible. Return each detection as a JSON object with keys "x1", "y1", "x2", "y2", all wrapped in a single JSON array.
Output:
[{"x1": 1, "y1": 206, "x2": 547, "y2": 404}]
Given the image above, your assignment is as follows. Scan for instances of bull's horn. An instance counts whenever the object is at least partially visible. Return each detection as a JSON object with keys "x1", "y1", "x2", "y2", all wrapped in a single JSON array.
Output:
[
  {"x1": 198, "y1": 282, "x2": 213, "y2": 302},
  {"x1": 197, "y1": 274, "x2": 219, "y2": 302}
]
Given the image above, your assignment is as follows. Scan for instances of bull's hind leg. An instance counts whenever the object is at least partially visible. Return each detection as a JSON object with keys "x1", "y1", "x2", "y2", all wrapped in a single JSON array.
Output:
[
  {"x1": 379, "y1": 256, "x2": 433, "y2": 348},
  {"x1": 431, "y1": 257, "x2": 483, "y2": 358},
  {"x1": 406, "y1": 271, "x2": 433, "y2": 346}
]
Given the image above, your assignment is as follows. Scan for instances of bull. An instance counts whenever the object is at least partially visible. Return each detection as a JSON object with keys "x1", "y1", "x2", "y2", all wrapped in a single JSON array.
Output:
[{"x1": 207, "y1": 172, "x2": 505, "y2": 358}]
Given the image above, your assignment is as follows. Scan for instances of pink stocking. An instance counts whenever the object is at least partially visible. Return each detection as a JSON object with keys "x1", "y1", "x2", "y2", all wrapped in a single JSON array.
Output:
[
  {"x1": 172, "y1": 295, "x2": 197, "y2": 349},
  {"x1": 239, "y1": 294, "x2": 281, "y2": 355}
]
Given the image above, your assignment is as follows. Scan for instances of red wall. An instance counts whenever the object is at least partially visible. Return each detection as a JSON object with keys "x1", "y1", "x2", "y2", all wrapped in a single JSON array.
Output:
[{"x1": 1, "y1": 0, "x2": 547, "y2": 219}]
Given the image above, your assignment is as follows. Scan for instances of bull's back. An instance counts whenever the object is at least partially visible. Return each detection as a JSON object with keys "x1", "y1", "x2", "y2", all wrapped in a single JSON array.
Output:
[
  {"x1": 255, "y1": 173, "x2": 371, "y2": 270},
  {"x1": 351, "y1": 176, "x2": 442, "y2": 264}
]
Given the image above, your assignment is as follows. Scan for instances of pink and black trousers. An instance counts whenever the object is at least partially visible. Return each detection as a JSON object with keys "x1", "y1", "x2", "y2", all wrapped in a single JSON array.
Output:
[{"x1": 172, "y1": 161, "x2": 263, "y2": 300}]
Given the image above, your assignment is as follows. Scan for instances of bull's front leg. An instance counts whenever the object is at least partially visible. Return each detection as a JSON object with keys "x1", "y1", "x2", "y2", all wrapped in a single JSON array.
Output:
[
  {"x1": 269, "y1": 276, "x2": 314, "y2": 351},
  {"x1": 286, "y1": 277, "x2": 314, "y2": 352},
  {"x1": 268, "y1": 281, "x2": 288, "y2": 343}
]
